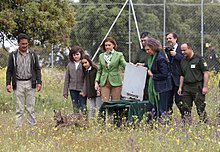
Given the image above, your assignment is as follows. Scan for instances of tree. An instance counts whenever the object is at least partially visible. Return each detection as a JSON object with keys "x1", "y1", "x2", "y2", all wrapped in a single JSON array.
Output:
[
  {"x1": 0, "y1": 0, "x2": 75, "y2": 47},
  {"x1": 71, "y1": 0, "x2": 220, "y2": 61},
  {"x1": 71, "y1": 1, "x2": 130, "y2": 60}
]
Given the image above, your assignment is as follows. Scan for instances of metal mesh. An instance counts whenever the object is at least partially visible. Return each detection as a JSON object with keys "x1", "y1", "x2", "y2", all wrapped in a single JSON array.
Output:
[{"x1": 1, "y1": 1, "x2": 219, "y2": 72}]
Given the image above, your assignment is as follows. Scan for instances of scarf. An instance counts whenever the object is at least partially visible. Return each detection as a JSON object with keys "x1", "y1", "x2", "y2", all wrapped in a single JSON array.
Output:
[
  {"x1": 104, "y1": 49, "x2": 114, "y2": 68},
  {"x1": 147, "y1": 53, "x2": 160, "y2": 116}
]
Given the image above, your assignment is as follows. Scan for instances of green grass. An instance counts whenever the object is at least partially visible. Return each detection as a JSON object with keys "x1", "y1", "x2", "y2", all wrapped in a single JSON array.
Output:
[{"x1": 0, "y1": 67, "x2": 220, "y2": 152}]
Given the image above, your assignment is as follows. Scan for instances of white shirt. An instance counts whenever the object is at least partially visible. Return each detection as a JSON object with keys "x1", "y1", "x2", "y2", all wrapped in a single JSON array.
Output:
[
  {"x1": 74, "y1": 61, "x2": 80, "y2": 69},
  {"x1": 173, "y1": 43, "x2": 178, "y2": 52},
  {"x1": 87, "y1": 66, "x2": 92, "y2": 72}
]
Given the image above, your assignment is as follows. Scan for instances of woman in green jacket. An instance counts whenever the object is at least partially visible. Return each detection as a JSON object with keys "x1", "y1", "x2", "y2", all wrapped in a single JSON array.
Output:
[{"x1": 95, "y1": 37, "x2": 126, "y2": 102}]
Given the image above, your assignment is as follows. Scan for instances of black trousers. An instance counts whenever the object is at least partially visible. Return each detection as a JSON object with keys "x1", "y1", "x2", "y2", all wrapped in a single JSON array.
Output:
[
  {"x1": 167, "y1": 82, "x2": 183, "y2": 116},
  {"x1": 181, "y1": 83, "x2": 207, "y2": 122}
]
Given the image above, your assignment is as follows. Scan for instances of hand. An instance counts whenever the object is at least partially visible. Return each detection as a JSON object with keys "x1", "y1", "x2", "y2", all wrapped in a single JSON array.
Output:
[
  {"x1": 96, "y1": 90, "x2": 101, "y2": 97},
  {"x1": 80, "y1": 91, "x2": 86, "y2": 97},
  {"x1": 36, "y1": 84, "x2": 42, "y2": 92},
  {"x1": 177, "y1": 88, "x2": 182, "y2": 96},
  {"x1": 147, "y1": 70, "x2": 153, "y2": 77},
  {"x1": 202, "y1": 86, "x2": 208, "y2": 95},
  {"x1": 163, "y1": 46, "x2": 167, "y2": 50},
  {"x1": 63, "y1": 95, "x2": 68, "y2": 99},
  {"x1": 170, "y1": 50, "x2": 176, "y2": 56},
  {"x1": 95, "y1": 81, "x2": 100, "y2": 91},
  {"x1": 136, "y1": 63, "x2": 144, "y2": 67},
  {"x1": 6, "y1": 85, "x2": 12, "y2": 93}
]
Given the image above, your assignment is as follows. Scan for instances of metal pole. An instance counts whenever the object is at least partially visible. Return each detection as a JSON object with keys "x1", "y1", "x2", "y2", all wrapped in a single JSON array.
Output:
[
  {"x1": 128, "y1": 0, "x2": 131, "y2": 62},
  {"x1": 163, "y1": 0, "x2": 166, "y2": 47},
  {"x1": 201, "y1": 0, "x2": 204, "y2": 56},
  {"x1": 130, "y1": 0, "x2": 141, "y2": 49},
  {"x1": 92, "y1": 0, "x2": 129, "y2": 61},
  {"x1": 51, "y1": 44, "x2": 54, "y2": 69}
]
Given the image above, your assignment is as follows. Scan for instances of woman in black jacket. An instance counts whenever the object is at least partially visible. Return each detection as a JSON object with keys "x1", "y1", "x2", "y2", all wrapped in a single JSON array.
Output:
[{"x1": 144, "y1": 38, "x2": 172, "y2": 121}]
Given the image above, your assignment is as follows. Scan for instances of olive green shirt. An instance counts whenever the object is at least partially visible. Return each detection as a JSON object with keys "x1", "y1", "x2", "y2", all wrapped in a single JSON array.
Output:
[
  {"x1": 180, "y1": 54, "x2": 208, "y2": 83},
  {"x1": 136, "y1": 49, "x2": 149, "y2": 64}
]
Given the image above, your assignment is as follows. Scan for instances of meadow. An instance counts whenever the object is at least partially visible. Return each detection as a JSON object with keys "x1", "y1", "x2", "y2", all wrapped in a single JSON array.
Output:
[{"x1": 0, "y1": 67, "x2": 220, "y2": 152}]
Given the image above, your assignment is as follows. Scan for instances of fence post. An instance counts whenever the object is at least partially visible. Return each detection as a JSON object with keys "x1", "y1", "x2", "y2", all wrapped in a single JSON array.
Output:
[
  {"x1": 201, "y1": 0, "x2": 204, "y2": 56},
  {"x1": 163, "y1": 0, "x2": 166, "y2": 47},
  {"x1": 51, "y1": 44, "x2": 54, "y2": 69}
]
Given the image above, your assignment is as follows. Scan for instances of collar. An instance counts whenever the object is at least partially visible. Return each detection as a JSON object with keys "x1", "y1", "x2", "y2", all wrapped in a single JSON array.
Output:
[
  {"x1": 173, "y1": 43, "x2": 178, "y2": 51},
  {"x1": 74, "y1": 60, "x2": 81, "y2": 64},
  {"x1": 186, "y1": 52, "x2": 195, "y2": 60},
  {"x1": 105, "y1": 49, "x2": 115, "y2": 55},
  {"x1": 87, "y1": 66, "x2": 92, "y2": 71},
  {"x1": 18, "y1": 49, "x2": 29, "y2": 55}
]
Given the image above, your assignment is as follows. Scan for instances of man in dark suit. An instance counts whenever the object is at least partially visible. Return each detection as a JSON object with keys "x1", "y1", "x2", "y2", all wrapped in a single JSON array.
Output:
[{"x1": 165, "y1": 32, "x2": 184, "y2": 116}]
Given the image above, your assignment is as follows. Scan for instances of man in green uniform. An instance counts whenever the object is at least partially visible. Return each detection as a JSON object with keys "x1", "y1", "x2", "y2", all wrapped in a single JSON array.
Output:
[
  {"x1": 177, "y1": 43, "x2": 209, "y2": 123},
  {"x1": 204, "y1": 43, "x2": 220, "y2": 73},
  {"x1": 136, "y1": 32, "x2": 151, "y2": 101},
  {"x1": 136, "y1": 32, "x2": 151, "y2": 64}
]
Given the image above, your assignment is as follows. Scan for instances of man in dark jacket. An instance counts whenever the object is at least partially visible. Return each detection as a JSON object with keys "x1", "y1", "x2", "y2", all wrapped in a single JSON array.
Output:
[
  {"x1": 6, "y1": 33, "x2": 42, "y2": 128},
  {"x1": 165, "y1": 32, "x2": 184, "y2": 117},
  {"x1": 204, "y1": 44, "x2": 220, "y2": 73},
  {"x1": 178, "y1": 43, "x2": 209, "y2": 123}
]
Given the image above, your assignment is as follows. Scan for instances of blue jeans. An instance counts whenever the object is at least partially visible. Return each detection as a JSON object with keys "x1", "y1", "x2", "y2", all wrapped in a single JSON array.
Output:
[
  {"x1": 69, "y1": 90, "x2": 87, "y2": 113},
  {"x1": 87, "y1": 96, "x2": 102, "y2": 119}
]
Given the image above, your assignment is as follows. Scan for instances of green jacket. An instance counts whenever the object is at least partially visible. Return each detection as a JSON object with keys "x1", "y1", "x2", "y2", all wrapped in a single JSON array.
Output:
[{"x1": 96, "y1": 51, "x2": 126, "y2": 87}]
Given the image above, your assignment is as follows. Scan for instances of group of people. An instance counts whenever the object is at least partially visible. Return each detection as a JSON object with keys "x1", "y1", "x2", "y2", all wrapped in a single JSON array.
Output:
[
  {"x1": 137, "y1": 32, "x2": 209, "y2": 123},
  {"x1": 62, "y1": 36, "x2": 127, "y2": 120},
  {"x1": 6, "y1": 32, "x2": 211, "y2": 128},
  {"x1": 6, "y1": 34, "x2": 126, "y2": 128}
]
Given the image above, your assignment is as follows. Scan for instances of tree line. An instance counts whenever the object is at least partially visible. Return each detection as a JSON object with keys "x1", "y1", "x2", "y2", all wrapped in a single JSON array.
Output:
[{"x1": 0, "y1": 0, "x2": 219, "y2": 64}]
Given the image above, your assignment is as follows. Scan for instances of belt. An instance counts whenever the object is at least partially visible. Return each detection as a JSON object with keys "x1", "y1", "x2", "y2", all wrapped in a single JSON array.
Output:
[{"x1": 17, "y1": 78, "x2": 31, "y2": 81}]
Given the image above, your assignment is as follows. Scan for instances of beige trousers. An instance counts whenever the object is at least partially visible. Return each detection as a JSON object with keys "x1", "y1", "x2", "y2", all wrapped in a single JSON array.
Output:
[
  {"x1": 101, "y1": 80, "x2": 122, "y2": 102},
  {"x1": 14, "y1": 80, "x2": 36, "y2": 128}
]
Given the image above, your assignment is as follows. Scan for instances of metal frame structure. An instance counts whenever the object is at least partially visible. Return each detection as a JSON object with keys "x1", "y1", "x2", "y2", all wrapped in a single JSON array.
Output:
[{"x1": 91, "y1": 0, "x2": 141, "y2": 62}]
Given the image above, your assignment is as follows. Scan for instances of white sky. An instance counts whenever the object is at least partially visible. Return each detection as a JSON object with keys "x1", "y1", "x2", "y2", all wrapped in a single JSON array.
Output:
[{"x1": 0, "y1": 34, "x2": 18, "y2": 52}]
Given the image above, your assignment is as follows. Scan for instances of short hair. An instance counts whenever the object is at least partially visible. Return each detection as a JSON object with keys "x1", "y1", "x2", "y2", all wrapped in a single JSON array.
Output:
[
  {"x1": 182, "y1": 42, "x2": 193, "y2": 49},
  {"x1": 69, "y1": 46, "x2": 85, "y2": 62},
  {"x1": 101, "y1": 36, "x2": 117, "y2": 52},
  {"x1": 17, "y1": 33, "x2": 29, "y2": 43},
  {"x1": 140, "y1": 32, "x2": 151, "y2": 38},
  {"x1": 145, "y1": 37, "x2": 162, "y2": 52},
  {"x1": 166, "y1": 32, "x2": 178, "y2": 39}
]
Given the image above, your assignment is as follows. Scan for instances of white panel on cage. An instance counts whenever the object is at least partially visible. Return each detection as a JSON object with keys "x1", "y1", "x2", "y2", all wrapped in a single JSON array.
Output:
[{"x1": 121, "y1": 63, "x2": 147, "y2": 101}]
